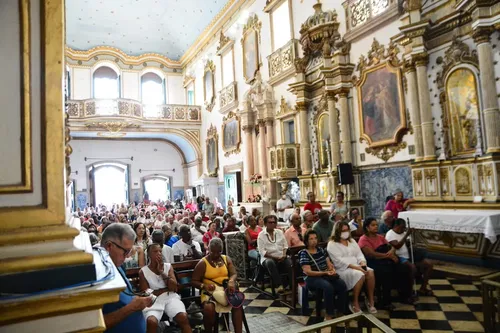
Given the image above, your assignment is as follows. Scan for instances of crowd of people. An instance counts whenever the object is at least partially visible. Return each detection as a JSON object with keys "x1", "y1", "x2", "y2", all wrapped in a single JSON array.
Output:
[{"x1": 78, "y1": 189, "x2": 432, "y2": 333}]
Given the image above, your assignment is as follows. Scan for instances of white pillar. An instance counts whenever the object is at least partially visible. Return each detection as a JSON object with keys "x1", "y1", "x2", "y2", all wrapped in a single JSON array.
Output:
[{"x1": 415, "y1": 54, "x2": 436, "y2": 160}]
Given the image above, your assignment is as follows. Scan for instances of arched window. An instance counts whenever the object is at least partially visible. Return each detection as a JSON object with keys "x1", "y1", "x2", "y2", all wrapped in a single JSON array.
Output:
[
  {"x1": 93, "y1": 66, "x2": 119, "y2": 99},
  {"x1": 141, "y1": 72, "x2": 165, "y2": 105}
]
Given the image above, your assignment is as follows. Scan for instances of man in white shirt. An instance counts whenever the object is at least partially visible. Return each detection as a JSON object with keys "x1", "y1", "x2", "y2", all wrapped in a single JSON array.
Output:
[
  {"x1": 348, "y1": 208, "x2": 364, "y2": 237},
  {"x1": 172, "y1": 225, "x2": 202, "y2": 262},
  {"x1": 136, "y1": 210, "x2": 146, "y2": 224},
  {"x1": 276, "y1": 193, "x2": 293, "y2": 222},
  {"x1": 257, "y1": 215, "x2": 292, "y2": 294},
  {"x1": 190, "y1": 217, "x2": 207, "y2": 244}
]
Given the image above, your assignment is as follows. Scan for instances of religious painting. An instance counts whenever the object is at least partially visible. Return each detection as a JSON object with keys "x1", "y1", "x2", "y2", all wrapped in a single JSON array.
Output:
[
  {"x1": 222, "y1": 111, "x2": 241, "y2": 157},
  {"x1": 204, "y1": 60, "x2": 216, "y2": 112},
  {"x1": 206, "y1": 124, "x2": 219, "y2": 177},
  {"x1": 241, "y1": 15, "x2": 261, "y2": 83},
  {"x1": 445, "y1": 68, "x2": 480, "y2": 156},
  {"x1": 317, "y1": 112, "x2": 330, "y2": 170},
  {"x1": 357, "y1": 62, "x2": 406, "y2": 147}
]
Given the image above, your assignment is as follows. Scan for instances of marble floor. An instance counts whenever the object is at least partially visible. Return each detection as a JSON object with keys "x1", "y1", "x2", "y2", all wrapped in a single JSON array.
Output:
[{"x1": 239, "y1": 277, "x2": 486, "y2": 333}]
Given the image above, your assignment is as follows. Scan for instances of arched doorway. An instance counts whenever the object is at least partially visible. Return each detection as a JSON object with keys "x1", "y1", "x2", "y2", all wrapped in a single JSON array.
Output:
[
  {"x1": 88, "y1": 162, "x2": 129, "y2": 208},
  {"x1": 142, "y1": 176, "x2": 171, "y2": 203}
]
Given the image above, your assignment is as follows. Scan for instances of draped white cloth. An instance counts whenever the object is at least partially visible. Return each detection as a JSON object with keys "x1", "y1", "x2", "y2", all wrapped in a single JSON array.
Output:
[{"x1": 399, "y1": 210, "x2": 500, "y2": 243}]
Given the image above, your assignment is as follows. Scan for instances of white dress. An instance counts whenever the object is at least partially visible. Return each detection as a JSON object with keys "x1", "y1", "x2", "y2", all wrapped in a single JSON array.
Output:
[{"x1": 327, "y1": 240, "x2": 371, "y2": 290}]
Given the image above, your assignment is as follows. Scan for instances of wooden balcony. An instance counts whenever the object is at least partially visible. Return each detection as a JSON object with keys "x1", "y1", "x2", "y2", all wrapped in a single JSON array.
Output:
[{"x1": 269, "y1": 144, "x2": 301, "y2": 179}]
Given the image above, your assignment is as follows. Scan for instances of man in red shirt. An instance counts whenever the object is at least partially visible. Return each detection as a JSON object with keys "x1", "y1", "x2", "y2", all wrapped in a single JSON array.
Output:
[{"x1": 303, "y1": 192, "x2": 322, "y2": 216}]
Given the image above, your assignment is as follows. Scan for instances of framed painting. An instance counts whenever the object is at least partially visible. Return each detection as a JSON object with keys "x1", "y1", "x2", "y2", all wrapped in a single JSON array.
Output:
[
  {"x1": 204, "y1": 60, "x2": 215, "y2": 112},
  {"x1": 357, "y1": 62, "x2": 406, "y2": 147},
  {"x1": 222, "y1": 111, "x2": 241, "y2": 157},
  {"x1": 241, "y1": 14, "x2": 261, "y2": 83},
  {"x1": 206, "y1": 124, "x2": 219, "y2": 177}
]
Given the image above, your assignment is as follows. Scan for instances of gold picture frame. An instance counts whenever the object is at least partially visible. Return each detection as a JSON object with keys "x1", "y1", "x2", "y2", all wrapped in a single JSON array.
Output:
[
  {"x1": 203, "y1": 60, "x2": 216, "y2": 112},
  {"x1": 356, "y1": 61, "x2": 406, "y2": 148},
  {"x1": 0, "y1": 0, "x2": 32, "y2": 194},
  {"x1": 222, "y1": 111, "x2": 241, "y2": 157},
  {"x1": 241, "y1": 14, "x2": 261, "y2": 83},
  {"x1": 206, "y1": 124, "x2": 219, "y2": 177}
]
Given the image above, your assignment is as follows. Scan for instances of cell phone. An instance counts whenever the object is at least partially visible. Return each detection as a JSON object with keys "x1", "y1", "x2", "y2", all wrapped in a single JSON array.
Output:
[{"x1": 361, "y1": 266, "x2": 367, "y2": 271}]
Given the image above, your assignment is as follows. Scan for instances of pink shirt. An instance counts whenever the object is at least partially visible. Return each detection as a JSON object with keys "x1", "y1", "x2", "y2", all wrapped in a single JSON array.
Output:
[
  {"x1": 284, "y1": 227, "x2": 305, "y2": 248},
  {"x1": 202, "y1": 231, "x2": 220, "y2": 245},
  {"x1": 358, "y1": 234, "x2": 388, "y2": 251},
  {"x1": 385, "y1": 199, "x2": 407, "y2": 219}
]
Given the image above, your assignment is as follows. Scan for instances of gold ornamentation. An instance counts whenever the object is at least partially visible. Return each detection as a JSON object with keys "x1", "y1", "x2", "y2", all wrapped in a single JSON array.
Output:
[
  {"x1": 204, "y1": 60, "x2": 216, "y2": 112},
  {"x1": 206, "y1": 124, "x2": 219, "y2": 177},
  {"x1": 216, "y1": 30, "x2": 233, "y2": 55},
  {"x1": 0, "y1": 0, "x2": 32, "y2": 194},
  {"x1": 270, "y1": 150, "x2": 276, "y2": 170},
  {"x1": 472, "y1": 27, "x2": 493, "y2": 45},
  {"x1": 84, "y1": 121, "x2": 140, "y2": 134},
  {"x1": 365, "y1": 142, "x2": 407, "y2": 162},
  {"x1": 65, "y1": 112, "x2": 72, "y2": 186},
  {"x1": 267, "y1": 39, "x2": 298, "y2": 84},
  {"x1": 420, "y1": 230, "x2": 478, "y2": 249},
  {"x1": 286, "y1": 148, "x2": 296, "y2": 168},
  {"x1": 413, "y1": 170, "x2": 423, "y2": 196},
  {"x1": 183, "y1": 75, "x2": 195, "y2": 88},
  {"x1": 440, "y1": 168, "x2": 449, "y2": 196},
  {"x1": 241, "y1": 14, "x2": 262, "y2": 83},
  {"x1": 454, "y1": 167, "x2": 472, "y2": 195},
  {"x1": 221, "y1": 111, "x2": 241, "y2": 157},
  {"x1": 355, "y1": 38, "x2": 401, "y2": 75},
  {"x1": 219, "y1": 81, "x2": 238, "y2": 113},
  {"x1": 435, "y1": 36, "x2": 479, "y2": 89}
]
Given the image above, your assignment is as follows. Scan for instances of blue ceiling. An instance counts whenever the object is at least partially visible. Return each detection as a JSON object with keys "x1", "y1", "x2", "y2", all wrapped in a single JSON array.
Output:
[{"x1": 65, "y1": 0, "x2": 229, "y2": 60}]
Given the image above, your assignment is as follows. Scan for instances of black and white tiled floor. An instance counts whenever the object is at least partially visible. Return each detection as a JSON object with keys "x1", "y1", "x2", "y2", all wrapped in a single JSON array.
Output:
[{"x1": 240, "y1": 278, "x2": 485, "y2": 333}]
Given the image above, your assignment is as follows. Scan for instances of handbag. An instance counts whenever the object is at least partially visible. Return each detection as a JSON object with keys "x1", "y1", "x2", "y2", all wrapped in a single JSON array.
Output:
[
  {"x1": 305, "y1": 249, "x2": 339, "y2": 280},
  {"x1": 372, "y1": 244, "x2": 395, "y2": 265}
]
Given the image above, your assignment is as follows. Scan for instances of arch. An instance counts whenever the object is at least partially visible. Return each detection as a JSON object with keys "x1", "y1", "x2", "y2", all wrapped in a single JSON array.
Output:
[
  {"x1": 87, "y1": 161, "x2": 130, "y2": 207},
  {"x1": 91, "y1": 60, "x2": 121, "y2": 76},
  {"x1": 142, "y1": 174, "x2": 172, "y2": 202},
  {"x1": 139, "y1": 67, "x2": 166, "y2": 80}
]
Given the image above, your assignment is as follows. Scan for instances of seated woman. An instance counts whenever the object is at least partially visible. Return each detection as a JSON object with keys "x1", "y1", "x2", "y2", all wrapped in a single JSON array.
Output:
[
  {"x1": 358, "y1": 217, "x2": 414, "y2": 308},
  {"x1": 192, "y1": 238, "x2": 243, "y2": 333},
  {"x1": 386, "y1": 218, "x2": 434, "y2": 296},
  {"x1": 244, "y1": 216, "x2": 262, "y2": 261},
  {"x1": 139, "y1": 243, "x2": 191, "y2": 333},
  {"x1": 300, "y1": 230, "x2": 348, "y2": 319},
  {"x1": 257, "y1": 215, "x2": 292, "y2": 294},
  {"x1": 202, "y1": 221, "x2": 220, "y2": 253},
  {"x1": 327, "y1": 221, "x2": 376, "y2": 314}
]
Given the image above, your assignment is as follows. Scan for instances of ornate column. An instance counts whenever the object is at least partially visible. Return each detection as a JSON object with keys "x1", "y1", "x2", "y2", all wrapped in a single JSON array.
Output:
[
  {"x1": 473, "y1": 27, "x2": 500, "y2": 152},
  {"x1": 404, "y1": 60, "x2": 424, "y2": 161},
  {"x1": 337, "y1": 89, "x2": 352, "y2": 164},
  {"x1": 243, "y1": 125, "x2": 254, "y2": 180},
  {"x1": 414, "y1": 53, "x2": 436, "y2": 160},
  {"x1": 265, "y1": 119, "x2": 274, "y2": 148},
  {"x1": 297, "y1": 101, "x2": 312, "y2": 175},
  {"x1": 327, "y1": 92, "x2": 341, "y2": 167},
  {"x1": 257, "y1": 120, "x2": 268, "y2": 178},
  {"x1": 252, "y1": 128, "x2": 259, "y2": 175}
]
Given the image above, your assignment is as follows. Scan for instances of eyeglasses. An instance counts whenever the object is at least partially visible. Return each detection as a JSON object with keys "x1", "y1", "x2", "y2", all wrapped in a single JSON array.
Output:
[{"x1": 108, "y1": 240, "x2": 132, "y2": 257}]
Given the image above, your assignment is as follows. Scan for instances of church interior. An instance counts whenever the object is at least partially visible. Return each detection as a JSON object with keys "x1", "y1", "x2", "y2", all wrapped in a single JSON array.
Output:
[{"x1": 1, "y1": 0, "x2": 500, "y2": 332}]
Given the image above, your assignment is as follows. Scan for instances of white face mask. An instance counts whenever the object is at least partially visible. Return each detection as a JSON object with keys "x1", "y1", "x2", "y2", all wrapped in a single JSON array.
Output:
[{"x1": 341, "y1": 231, "x2": 350, "y2": 240}]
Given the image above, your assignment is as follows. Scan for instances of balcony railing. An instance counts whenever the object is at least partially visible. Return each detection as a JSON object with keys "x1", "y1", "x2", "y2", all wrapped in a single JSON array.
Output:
[
  {"x1": 219, "y1": 81, "x2": 238, "y2": 114},
  {"x1": 66, "y1": 99, "x2": 201, "y2": 123},
  {"x1": 269, "y1": 144, "x2": 301, "y2": 179},
  {"x1": 267, "y1": 39, "x2": 299, "y2": 86}
]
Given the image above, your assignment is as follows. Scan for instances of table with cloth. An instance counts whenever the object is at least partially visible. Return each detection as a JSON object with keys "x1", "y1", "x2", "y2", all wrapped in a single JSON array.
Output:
[{"x1": 399, "y1": 210, "x2": 500, "y2": 258}]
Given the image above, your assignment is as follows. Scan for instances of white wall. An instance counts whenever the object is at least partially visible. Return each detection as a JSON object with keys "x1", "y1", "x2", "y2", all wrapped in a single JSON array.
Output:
[
  {"x1": 122, "y1": 71, "x2": 140, "y2": 100},
  {"x1": 70, "y1": 140, "x2": 186, "y2": 191},
  {"x1": 72, "y1": 67, "x2": 92, "y2": 100},
  {"x1": 167, "y1": 75, "x2": 184, "y2": 104}
]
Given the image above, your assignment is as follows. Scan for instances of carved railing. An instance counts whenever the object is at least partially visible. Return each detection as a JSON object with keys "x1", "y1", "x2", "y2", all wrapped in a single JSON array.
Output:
[
  {"x1": 267, "y1": 39, "x2": 299, "y2": 86},
  {"x1": 269, "y1": 144, "x2": 301, "y2": 179},
  {"x1": 66, "y1": 99, "x2": 201, "y2": 123},
  {"x1": 219, "y1": 81, "x2": 238, "y2": 114}
]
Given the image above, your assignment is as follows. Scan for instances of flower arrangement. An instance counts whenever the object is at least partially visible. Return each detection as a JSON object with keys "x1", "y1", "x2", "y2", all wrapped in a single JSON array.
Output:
[{"x1": 249, "y1": 174, "x2": 262, "y2": 184}]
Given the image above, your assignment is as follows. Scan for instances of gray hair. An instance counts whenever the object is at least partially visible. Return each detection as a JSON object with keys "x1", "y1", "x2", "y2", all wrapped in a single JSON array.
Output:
[
  {"x1": 381, "y1": 210, "x2": 393, "y2": 221},
  {"x1": 209, "y1": 237, "x2": 224, "y2": 251},
  {"x1": 101, "y1": 223, "x2": 136, "y2": 246}
]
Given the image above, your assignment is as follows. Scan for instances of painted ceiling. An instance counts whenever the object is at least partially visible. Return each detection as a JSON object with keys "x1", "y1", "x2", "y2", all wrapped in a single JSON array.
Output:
[{"x1": 65, "y1": 0, "x2": 230, "y2": 60}]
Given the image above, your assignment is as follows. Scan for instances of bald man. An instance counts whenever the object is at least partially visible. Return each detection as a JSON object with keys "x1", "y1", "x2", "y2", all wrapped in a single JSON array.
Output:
[{"x1": 284, "y1": 213, "x2": 305, "y2": 247}]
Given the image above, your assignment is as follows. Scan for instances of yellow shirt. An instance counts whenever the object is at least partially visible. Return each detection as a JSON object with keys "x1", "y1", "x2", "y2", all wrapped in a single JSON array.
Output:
[{"x1": 201, "y1": 255, "x2": 228, "y2": 303}]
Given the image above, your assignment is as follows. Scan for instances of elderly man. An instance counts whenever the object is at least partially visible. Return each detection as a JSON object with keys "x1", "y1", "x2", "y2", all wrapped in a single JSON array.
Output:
[
  {"x1": 378, "y1": 210, "x2": 394, "y2": 235},
  {"x1": 202, "y1": 197, "x2": 215, "y2": 215},
  {"x1": 161, "y1": 224, "x2": 179, "y2": 248},
  {"x1": 101, "y1": 224, "x2": 152, "y2": 332},
  {"x1": 301, "y1": 210, "x2": 315, "y2": 235},
  {"x1": 284, "y1": 213, "x2": 304, "y2": 247},
  {"x1": 312, "y1": 210, "x2": 333, "y2": 243},
  {"x1": 190, "y1": 217, "x2": 207, "y2": 243}
]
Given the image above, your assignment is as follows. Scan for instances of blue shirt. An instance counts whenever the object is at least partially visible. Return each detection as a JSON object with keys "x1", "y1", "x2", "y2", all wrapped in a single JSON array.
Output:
[
  {"x1": 299, "y1": 247, "x2": 329, "y2": 278},
  {"x1": 165, "y1": 235, "x2": 179, "y2": 248},
  {"x1": 102, "y1": 267, "x2": 146, "y2": 333}
]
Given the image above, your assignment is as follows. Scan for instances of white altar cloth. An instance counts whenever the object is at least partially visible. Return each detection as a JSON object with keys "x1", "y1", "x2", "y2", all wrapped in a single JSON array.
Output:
[{"x1": 399, "y1": 210, "x2": 500, "y2": 243}]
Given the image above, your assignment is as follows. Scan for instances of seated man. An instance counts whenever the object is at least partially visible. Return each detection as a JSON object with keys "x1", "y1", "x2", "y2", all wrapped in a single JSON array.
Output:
[
  {"x1": 172, "y1": 225, "x2": 203, "y2": 262},
  {"x1": 139, "y1": 244, "x2": 191, "y2": 333},
  {"x1": 257, "y1": 215, "x2": 292, "y2": 294},
  {"x1": 222, "y1": 216, "x2": 239, "y2": 233},
  {"x1": 191, "y1": 217, "x2": 207, "y2": 244},
  {"x1": 378, "y1": 211, "x2": 394, "y2": 236},
  {"x1": 151, "y1": 230, "x2": 174, "y2": 264},
  {"x1": 284, "y1": 213, "x2": 304, "y2": 248},
  {"x1": 301, "y1": 210, "x2": 314, "y2": 235},
  {"x1": 162, "y1": 224, "x2": 179, "y2": 247},
  {"x1": 348, "y1": 208, "x2": 364, "y2": 238},
  {"x1": 101, "y1": 224, "x2": 152, "y2": 332}
]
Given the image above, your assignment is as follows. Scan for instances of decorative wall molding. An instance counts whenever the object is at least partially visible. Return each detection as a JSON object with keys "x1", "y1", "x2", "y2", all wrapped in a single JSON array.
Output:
[
  {"x1": 216, "y1": 30, "x2": 234, "y2": 56},
  {"x1": 219, "y1": 81, "x2": 238, "y2": 114},
  {"x1": 275, "y1": 96, "x2": 297, "y2": 120},
  {"x1": 267, "y1": 39, "x2": 299, "y2": 86},
  {"x1": 204, "y1": 60, "x2": 216, "y2": 112}
]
